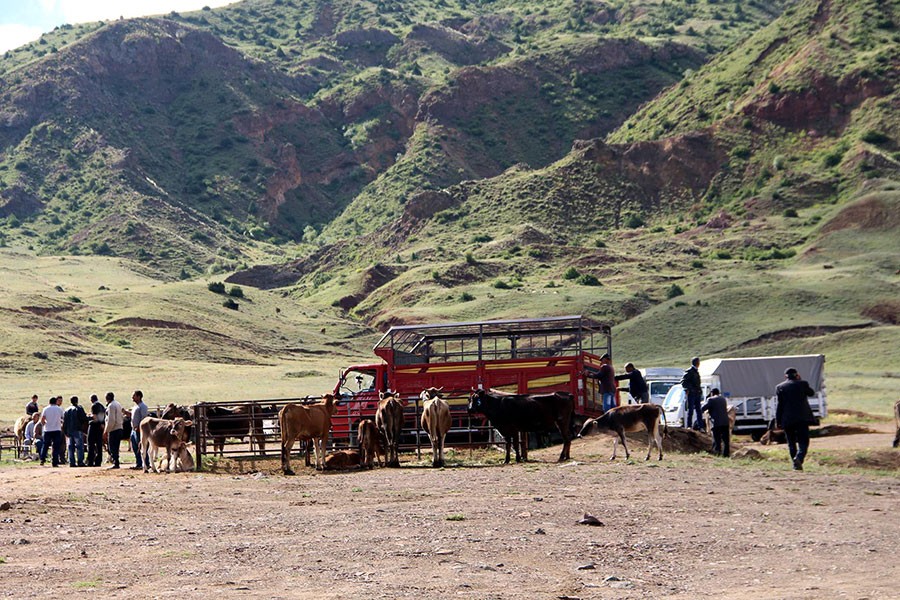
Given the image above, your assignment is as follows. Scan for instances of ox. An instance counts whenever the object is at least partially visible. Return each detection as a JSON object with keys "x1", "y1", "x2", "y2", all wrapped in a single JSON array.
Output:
[
  {"x1": 376, "y1": 391, "x2": 404, "y2": 468},
  {"x1": 357, "y1": 419, "x2": 384, "y2": 469},
  {"x1": 420, "y1": 387, "x2": 451, "y2": 468},
  {"x1": 139, "y1": 417, "x2": 193, "y2": 473},
  {"x1": 279, "y1": 394, "x2": 337, "y2": 475},
  {"x1": 578, "y1": 404, "x2": 667, "y2": 461},
  {"x1": 893, "y1": 399, "x2": 900, "y2": 449},
  {"x1": 468, "y1": 389, "x2": 575, "y2": 464},
  {"x1": 205, "y1": 403, "x2": 268, "y2": 457}
]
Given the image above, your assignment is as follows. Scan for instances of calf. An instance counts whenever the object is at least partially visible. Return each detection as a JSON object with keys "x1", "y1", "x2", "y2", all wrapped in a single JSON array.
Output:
[
  {"x1": 704, "y1": 405, "x2": 737, "y2": 434},
  {"x1": 468, "y1": 389, "x2": 575, "y2": 464},
  {"x1": 420, "y1": 387, "x2": 451, "y2": 468},
  {"x1": 13, "y1": 415, "x2": 29, "y2": 459},
  {"x1": 279, "y1": 394, "x2": 337, "y2": 475},
  {"x1": 760, "y1": 419, "x2": 787, "y2": 445},
  {"x1": 155, "y1": 442, "x2": 194, "y2": 473},
  {"x1": 139, "y1": 417, "x2": 193, "y2": 473},
  {"x1": 376, "y1": 391, "x2": 404, "y2": 468},
  {"x1": 324, "y1": 449, "x2": 361, "y2": 470},
  {"x1": 357, "y1": 419, "x2": 384, "y2": 469},
  {"x1": 893, "y1": 399, "x2": 900, "y2": 449},
  {"x1": 578, "y1": 404, "x2": 667, "y2": 461}
]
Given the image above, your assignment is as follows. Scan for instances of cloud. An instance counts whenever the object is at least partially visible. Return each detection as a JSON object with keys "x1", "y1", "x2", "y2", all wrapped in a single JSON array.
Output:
[{"x1": 0, "y1": 23, "x2": 46, "y2": 53}]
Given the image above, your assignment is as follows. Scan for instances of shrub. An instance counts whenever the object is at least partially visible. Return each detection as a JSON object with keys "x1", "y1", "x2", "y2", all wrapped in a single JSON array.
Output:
[
  {"x1": 577, "y1": 274, "x2": 601, "y2": 286},
  {"x1": 767, "y1": 81, "x2": 781, "y2": 94},
  {"x1": 666, "y1": 284, "x2": 685, "y2": 299},
  {"x1": 691, "y1": 260, "x2": 704, "y2": 269},
  {"x1": 228, "y1": 286, "x2": 244, "y2": 298},
  {"x1": 222, "y1": 298, "x2": 239, "y2": 310},
  {"x1": 713, "y1": 249, "x2": 732, "y2": 259},
  {"x1": 731, "y1": 145, "x2": 751, "y2": 159},
  {"x1": 207, "y1": 281, "x2": 226, "y2": 294},
  {"x1": 563, "y1": 267, "x2": 579, "y2": 280},
  {"x1": 593, "y1": 239, "x2": 606, "y2": 248},
  {"x1": 492, "y1": 280, "x2": 512, "y2": 289},
  {"x1": 861, "y1": 130, "x2": 889, "y2": 145},
  {"x1": 68, "y1": 296, "x2": 82, "y2": 303},
  {"x1": 783, "y1": 208, "x2": 798, "y2": 218},
  {"x1": 471, "y1": 234, "x2": 492, "y2": 243},
  {"x1": 459, "y1": 292, "x2": 475, "y2": 302},
  {"x1": 624, "y1": 214, "x2": 645, "y2": 229},
  {"x1": 465, "y1": 252, "x2": 477, "y2": 265}
]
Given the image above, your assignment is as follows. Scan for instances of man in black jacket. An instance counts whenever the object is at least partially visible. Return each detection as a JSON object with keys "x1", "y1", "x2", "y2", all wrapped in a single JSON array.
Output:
[
  {"x1": 615, "y1": 363, "x2": 649, "y2": 403},
  {"x1": 681, "y1": 357, "x2": 703, "y2": 430},
  {"x1": 701, "y1": 388, "x2": 730, "y2": 457},
  {"x1": 775, "y1": 367, "x2": 816, "y2": 471}
]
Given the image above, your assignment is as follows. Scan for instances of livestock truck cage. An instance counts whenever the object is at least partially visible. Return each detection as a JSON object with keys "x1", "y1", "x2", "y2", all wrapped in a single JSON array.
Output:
[{"x1": 178, "y1": 315, "x2": 613, "y2": 469}]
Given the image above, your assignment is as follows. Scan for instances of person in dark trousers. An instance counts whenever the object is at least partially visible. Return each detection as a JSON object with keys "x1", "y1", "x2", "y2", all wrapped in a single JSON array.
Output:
[
  {"x1": 63, "y1": 396, "x2": 88, "y2": 467},
  {"x1": 681, "y1": 357, "x2": 703, "y2": 430},
  {"x1": 87, "y1": 394, "x2": 105, "y2": 467},
  {"x1": 701, "y1": 388, "x2": 730, "y2": 457},
  {"x1": 596, "y1": 354, "x2": 618, "y2": 412},
  {"x1": 127, "y1": 390, "x2": 149, "y2": 470},
  {"x1": 39, "y1": 396, "x2": 64, "y2": 467},
  {"x1": 615, "y1": 362, "x2": 649, "y2": 403},
  {"x1": 775, "y1": 367, "x2": 816, "y2": 471},
  {"x1": 25, "y1": 395, "x2": 39, "y2": 416},
  {"x1": 103, "y1": 392, "x2": 124, "y2": 469}
]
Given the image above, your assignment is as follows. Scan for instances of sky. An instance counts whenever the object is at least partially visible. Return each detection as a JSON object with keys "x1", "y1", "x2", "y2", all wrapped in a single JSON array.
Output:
[{"x1": 0, "y1": 0, "x2": 236, "y2": 52}]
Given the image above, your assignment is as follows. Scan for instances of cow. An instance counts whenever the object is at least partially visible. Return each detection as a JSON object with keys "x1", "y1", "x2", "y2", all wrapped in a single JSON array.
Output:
[
  {"x1": 704, "y1": 405, "x2": 737, "y2": 435},
  {"x1": 13, "y1": 415, "x2": 29, "y2": 459},
  {"x1": 893, "y1": 399, "x2": 900, "y2": 449},
  {"x1": 467, "y1": 389, "x2": 575, "y2": 464},
  {"x1": 139, "y1": 417, "x2": 193, "y2": 473},
  {"x1": 578, "y1": 403, "x2": 667, "y2": 461},
  {"x1": 324, "y1": 449, "x2": 361, "y2": 470},
  {"x1": 161, "y1": 404, "x2": 193, "y2": 436},
  {"x1": 279, "y1": 394, "x2": 337, "y2": 475},
  {"x1": 154, "y1": 441, "x2": 194, "y2": 473},
  {"x1": 759, "y1": 419, "x2": 787, "y2": 445},
  {"x1": 357, "y1": 419, "x2": 384, "y2": 469},
  {"x1": 376, "y1": 391, "x2": 404, "y2": 468},
  {"x1": 420, "y1": 387, "x2": 451, "y2": 468},
  {"x1": 205, "y1": 403, "x2": 268, "y2": 457}
]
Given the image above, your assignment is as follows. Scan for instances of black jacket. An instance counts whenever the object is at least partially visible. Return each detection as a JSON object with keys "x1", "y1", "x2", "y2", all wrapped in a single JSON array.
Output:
[
  {"x1": 680, "y1": 366, "x2": 702, "y2": 394},
  {"x1": 615, "y1": 370, "x2": 648, "y2": 399},
  {"x1": 701, "y1": 395, "x2": 730, "y2": 428},
  {"x1": 775, "y1": 379, "x2": 816, "y2": 428}
]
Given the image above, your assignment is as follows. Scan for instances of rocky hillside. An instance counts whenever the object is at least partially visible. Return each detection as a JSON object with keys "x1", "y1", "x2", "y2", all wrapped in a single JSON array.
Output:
[{"x1": 0, "y1": 0, "x2": 787, "y2": 276}]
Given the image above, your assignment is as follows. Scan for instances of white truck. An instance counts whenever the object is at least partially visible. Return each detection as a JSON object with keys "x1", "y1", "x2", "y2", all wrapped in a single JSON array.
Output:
[{"x1": 661, "y1": 354, "x2": 827, "y2": 439}]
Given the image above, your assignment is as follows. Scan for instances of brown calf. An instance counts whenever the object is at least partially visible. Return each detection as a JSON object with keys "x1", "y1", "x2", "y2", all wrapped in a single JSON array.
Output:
[
  {"x1": 324, "y1": 449, "x2": 361, "y2": 470},
  {"x1": 376, "y1": 391, "x2": 404, "y2": 468},
  {"x1": 578, "y1": 404, "x2": 667, "y2": 461},
  {"x1": 140, "y1": 417, "x2": 194, "y2": 473},
  {"x1": 421, "y1": 387, "x2": 451, "y2": 468},
  {"x1": 357, "y1": 419, "x2": 384, "y2": 469},
  {"x1": 279, "y1": 394, "x2": 336, "y2": 475}
]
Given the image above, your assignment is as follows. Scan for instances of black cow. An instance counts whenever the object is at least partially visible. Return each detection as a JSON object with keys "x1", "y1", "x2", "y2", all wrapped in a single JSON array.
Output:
[
  {"x1": 205, "y1": 404, "x2": 269, "y2": 457},
  {"x1": 468, "y1": 389, "x2": 574, "y2": 463}
]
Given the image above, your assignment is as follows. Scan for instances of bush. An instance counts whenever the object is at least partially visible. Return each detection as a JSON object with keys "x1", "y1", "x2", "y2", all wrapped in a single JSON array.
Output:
[
  {"x1": 593, "y1": 239, "x2": 606, "y2": 248},
  {"x1": 207, "y1": 281, "x2": 226, "y2": 294},
  {"x1": 691, "y1": 260, "x2": 704, "y2": 269},
  {"x1": 666, "y1": 284, "x2": 685, "y2": 299},
  {"x1": 713, "y1": 249, "x2": 732, "y2": 259},
  {"x1": 228, "y1": 286, "x2": 244, "y2": 298},
  {"x1": 576, "y1": 274, "x2": 601, "y2": 286},
  {"x1": 563, "y1": 267, "x2": 579, "y2": 280},
  {"x1": 783, "y1": 208, "x2": 798, "y2": 218},
  {"x1": 222, "y1": 298, "x2": 239, "y2": 310},
  {"x1": 492, "y1": 280, "x2": 512, "y2": 289},
  {"x1": 624, "y1": 214, "x2": 645, "y2": 229},
  {"x1": 459, "y1": 292, "x2": 475, "y2": 302},
  {"x1": 731, "y1": 145, "x2": 751, "y2": 159},
  {"x1": 465, "y1": 252, "x2": 477, "y2": 265},
  {"x1": 861, "y1": 130, "x2": 889, "y2": 145},
  {"x1": 471, "y1": 234, "x2": 492, "y2": 243}
]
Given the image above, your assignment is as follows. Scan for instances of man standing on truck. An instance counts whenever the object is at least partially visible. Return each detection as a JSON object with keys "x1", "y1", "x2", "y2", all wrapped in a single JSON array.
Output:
[
  {"x1": 615, "y1": 362, "x2": 649, "y2": 404},
  {"x1": 681, "y1": 357, "x2": 703, "y2": 430},
  {"x1": 775, "y1": 367, "x2": 816, "y2": 471}
]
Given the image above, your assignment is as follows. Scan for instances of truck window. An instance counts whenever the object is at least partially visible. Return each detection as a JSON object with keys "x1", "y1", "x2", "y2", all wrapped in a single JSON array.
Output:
[
  {"x1": 650, "y1": 381, "x2": 675, "y2": 397},
  {"x1": 341, "y1": 370, "x2": 377, "y2": 394}
]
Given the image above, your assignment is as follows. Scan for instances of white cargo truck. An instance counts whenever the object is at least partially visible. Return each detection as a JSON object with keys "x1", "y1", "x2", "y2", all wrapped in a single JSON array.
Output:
[{"x1": 661, "y1": 354, "x2": 827, "y2": 439}]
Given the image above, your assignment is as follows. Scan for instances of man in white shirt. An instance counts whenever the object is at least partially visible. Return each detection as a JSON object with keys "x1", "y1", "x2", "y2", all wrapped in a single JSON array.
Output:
[
  {"x1": 103, "y1": 392, "x2": 124, "y2": 469},
  {"x1": 40, "y1": 396, "x2": 65, "y2": 467}
]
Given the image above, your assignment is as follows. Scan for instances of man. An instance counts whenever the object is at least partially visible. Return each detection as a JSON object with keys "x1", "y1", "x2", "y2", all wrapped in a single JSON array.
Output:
[
  {"x1": 103, "y1": 392, "x2": 124, "y2": 469},
  {"x1": 615, "y1": 362, "x2": 649, "y2": 404},
  {"x1": 63, "y1": 396, "x2": 88, "y2": 467},
  {"x1": 25, "y1": 395, "x2": 39, "y2": 416},
  {"x1": 24, "y1": 413, "x2": 41, "y2": 459},
  {"x1": 701, "y1": 388, "x2": 730, "y2": 458},
  {"x1": 39, "y1": 396, "x2": 65, "y2": 467},
  {"x1": 87, "y1": 394, "x2": 105, "y2": 467},
  {"x1": 681, "y1": 357, "x2": 703, "y2": 430},
  {"x1": 595, "y1": 354, "x2": 618, "y2": 412},
  {"x1": 775, "y1": 367, "x2": 816, "y2": 471},
  {"x1": 128, "y1": 390, "x2": 149, "y2": 470}
]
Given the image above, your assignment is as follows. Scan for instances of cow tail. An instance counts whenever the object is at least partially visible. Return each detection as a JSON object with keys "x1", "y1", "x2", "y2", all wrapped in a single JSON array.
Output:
[
  {"x1": 278, "y1": 408, "x2": 287, "y2": 462},
  {"x1": 661, "y1": 407, "x2": 669, "y2": 439}
]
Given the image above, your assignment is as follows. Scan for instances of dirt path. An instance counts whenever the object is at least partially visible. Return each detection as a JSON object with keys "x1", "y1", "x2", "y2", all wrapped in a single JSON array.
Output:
[{"x1": 1, "y1": 435, "x2": 898, "y2": 600}]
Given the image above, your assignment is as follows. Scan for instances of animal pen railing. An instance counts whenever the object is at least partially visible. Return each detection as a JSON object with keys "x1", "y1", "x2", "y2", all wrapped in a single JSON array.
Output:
[{"x1": 184, "y1": 393, "x2": 499, "y2": 471}]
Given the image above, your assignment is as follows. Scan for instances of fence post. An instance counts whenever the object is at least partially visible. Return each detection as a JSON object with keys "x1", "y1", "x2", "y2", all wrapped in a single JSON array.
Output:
[
  {"x1": 415, "y1": 395, "x2": 421, "y2": 460},
  {"x1": 193, "y1": 403, "x2": 203, "y2": 472}
]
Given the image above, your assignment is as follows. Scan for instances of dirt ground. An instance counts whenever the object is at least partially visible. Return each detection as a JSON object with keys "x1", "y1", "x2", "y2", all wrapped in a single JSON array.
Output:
[{"x1": 1, "y1": 430, "x2": 898, "y2": 600}]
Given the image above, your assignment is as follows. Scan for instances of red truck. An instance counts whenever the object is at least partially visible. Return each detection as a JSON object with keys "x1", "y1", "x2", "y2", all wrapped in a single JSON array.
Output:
[{"x1": 329, "y1": 315, "x2": 612, "y2": 446}]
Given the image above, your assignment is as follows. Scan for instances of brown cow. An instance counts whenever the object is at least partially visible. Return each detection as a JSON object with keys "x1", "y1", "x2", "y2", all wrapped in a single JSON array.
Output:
[
  {"x1": 279, "y1": 394, "x2": 337, "y2": 475},
  {"x1": 324, "y1": 449, "x2": 361, "y2": 470},
  {"x1": 154, "y1": 441, "x2": 194, "y2": 473},
  {"x1": 357, "y1": 419, "x2": 384, "y2": 469},
  {"x1": 376, "y1": 391, "x2": 404, "y2": 468},
  {"x1": 578, "y1": 404, "x2": 667, "y2": 461},
  {"x1": 139, "y1": 417, "x2": 193, "y2": 473},
  {"x1": 420, "y1": 387, "x2": 451, "y2": 468},
  {"x1": 892, "y1": 399, "x2": 899, "y2": 448}
]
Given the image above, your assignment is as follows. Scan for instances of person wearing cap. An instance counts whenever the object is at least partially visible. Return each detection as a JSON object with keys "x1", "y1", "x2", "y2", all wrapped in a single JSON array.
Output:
[
  {"x1": 701, "y1": 388, "x2": 730, "y2": 457},
  {"x1": 615, "y1": 362, "x2": 649, "y2": 404},
  {"x1": 775, "y1": 367, "x2": 816, "y2": 471},
  {"x1": 680, "y1": 357, "x2": 703, "y2": 430}
]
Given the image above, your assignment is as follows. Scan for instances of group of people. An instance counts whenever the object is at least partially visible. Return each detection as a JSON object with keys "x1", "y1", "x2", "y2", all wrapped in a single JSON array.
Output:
[
  {"x1": 593, "y1": 354, "x2": 818, "y2": 470},
  {"x1": 21, "y1": 390, "x2": 151, "y2": 470}
]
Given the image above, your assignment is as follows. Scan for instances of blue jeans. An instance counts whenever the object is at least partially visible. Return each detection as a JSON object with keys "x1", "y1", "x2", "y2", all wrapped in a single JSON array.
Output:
[
  {"x1": 40, "y1": 431, "x2": 63, "y2": 465},
  {"x1": 67, "y1": 431, "x2": 85, "y2": 466},
  {"x1": 131, "y1": 429, "x2": 148, "y2": 468},
  {"x1": 602, "y1": 392, "x2": 616, "y2": 412},
  {"x1": 685, "y1": 391, "x2": 703, "y2": 429}
]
